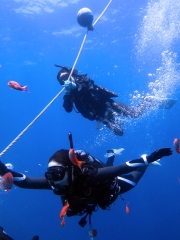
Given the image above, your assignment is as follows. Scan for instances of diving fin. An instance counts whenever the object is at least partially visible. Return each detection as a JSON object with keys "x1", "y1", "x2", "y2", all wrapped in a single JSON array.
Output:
[
  {"x1": 149, "y1": 159, "x2": 161, "y2": 167},
  {"x1": 104, "y1": 148, "x2": 124, "y2": 158},
  {"x1": 112, "y1": 148, "x2": 125, "y2": 155},
  {"x1": 158, "y1": 98, "x2": 177, "y2": 109},
  {"x1": 144, "y1": 96, "x2": 177, "y2": 109}
]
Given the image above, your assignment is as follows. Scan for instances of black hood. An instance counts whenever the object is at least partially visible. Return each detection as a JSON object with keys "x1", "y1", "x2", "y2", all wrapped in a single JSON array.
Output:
[{"x1": 55, "y1": 64, "x2": 78, "y2": 85}]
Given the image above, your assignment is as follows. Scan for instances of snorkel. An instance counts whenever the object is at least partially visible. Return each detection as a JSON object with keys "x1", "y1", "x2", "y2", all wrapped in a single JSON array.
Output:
[
  {"x1": 68, "y1": 132, "x2": 85, "y2": 170},
  {"x1": 59, "y1": 132, "x2": 85, "y2": 227}
]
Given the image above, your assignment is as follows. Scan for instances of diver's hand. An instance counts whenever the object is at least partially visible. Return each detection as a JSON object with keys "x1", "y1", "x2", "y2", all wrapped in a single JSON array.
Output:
[
  {"x1": 0, "y1": 161, "x2": 8, "y2": 176},
  {"x1": 63, "y1": 80, "x2": 76, "y2": 94},
  {"x1": 147, "y1": 148, "x2": 172, "y2": 163}
]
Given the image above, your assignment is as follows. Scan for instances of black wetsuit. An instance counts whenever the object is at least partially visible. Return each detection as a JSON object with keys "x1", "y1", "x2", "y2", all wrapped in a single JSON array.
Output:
[
  {"x1": 0, "y1": 148, "x2": 172, "y2": 217},
  {"x1": 62, "y1": 74, "x2": 118, "y2": 121},
  {"x1": 0, "y1": 148, "x2": 172, "y2": 219},
  {"x1": 57, "y1": 67, "x2": 152, "y2": 136}
]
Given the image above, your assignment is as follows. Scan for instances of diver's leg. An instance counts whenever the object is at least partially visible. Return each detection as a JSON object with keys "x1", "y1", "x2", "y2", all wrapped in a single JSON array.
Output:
[
  {"x1": 110, "y1": 101, "x2": 145, "y2": 118},
  {"x1": 105, "y1": 148, "x2": 124, "y2": 166},
  {"x1": 94, "y1": 156, "x2": 148, "y2": 182},
  {"x1": 117, "y1": 165, "x2": 147, "y2": 194},
  {"x1": 110, "y1": 96, "x2": 177, "y2": 119},
  {"x1": 105, "y1": 150, "x2": 115, "y2": 166},
  {"x1": 94, "y1": 148, "x2": 172, "y2": 182},
  {"x1": 103, "y1": 118, "x2": 124, "y2": 136},
  {"x1": 102, "y1": 108, "x2": 124, "y2": 136}
]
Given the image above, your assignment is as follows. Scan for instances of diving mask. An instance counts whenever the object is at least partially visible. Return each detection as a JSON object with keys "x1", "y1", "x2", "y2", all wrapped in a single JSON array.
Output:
[{"x1": 45, "y1": 166, "x2": 67, "y2": 182}]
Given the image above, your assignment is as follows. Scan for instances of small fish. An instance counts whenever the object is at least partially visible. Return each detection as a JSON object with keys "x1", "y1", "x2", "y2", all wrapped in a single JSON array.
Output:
[
  {"x1": 0, "y1": 172, "x2": 13, "y2": 192},
  {"x1": 59, "y1": 201, "x2": 69, "y2": 227},
  {"x1": 61, "y1": 217, "x2": 65, "y2": 227},
  {"x1": 8, "y1": 80, "x2": 28, "y2": 92},
  {"x1": 174, "y1": 138, "x2": 180, "y2": 154},
  {"x1": 125, "y1": 203, "x2": 130, "y2": 214},
  {"x1": 69, "y1": 148, "x2": 85, "y2": 169}
]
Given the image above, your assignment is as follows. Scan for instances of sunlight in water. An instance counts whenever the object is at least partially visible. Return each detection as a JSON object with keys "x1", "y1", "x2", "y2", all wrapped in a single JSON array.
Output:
[
  {"x1": 137, "y1": 0, "x2": 180, "y2": 53},
  {"x1": 132, "y1": 51, "x2": 180, "y2": 100},
  {"x1": 148, "y1": 51, "x2": 180, "y2": 98},
  {"x1": 133, "y1": 0, "x2": 180, "y2": 107}
]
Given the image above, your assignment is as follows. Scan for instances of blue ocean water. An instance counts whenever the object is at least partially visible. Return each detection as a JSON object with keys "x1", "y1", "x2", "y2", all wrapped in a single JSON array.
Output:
[{"x1": 1, "y1": 0, "x2": 180, "y2": 239}]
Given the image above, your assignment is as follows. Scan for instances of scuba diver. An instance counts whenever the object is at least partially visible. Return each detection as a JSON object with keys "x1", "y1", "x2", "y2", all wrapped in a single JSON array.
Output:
[
  {"x1": 0, "y1": 133, "x2": 172, "y2": 231},
  {"x1": 0, "y1": 226, "x2": 39, "y2": 240},
  {"x1": 55, "y1": 64, "x2": 177, "y2": 136}
]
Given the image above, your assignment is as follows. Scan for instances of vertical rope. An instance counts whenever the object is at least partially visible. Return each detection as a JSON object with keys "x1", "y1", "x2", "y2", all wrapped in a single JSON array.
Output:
[{"x1": 93, "y1": 0, "x2": 113, "y2": 27}]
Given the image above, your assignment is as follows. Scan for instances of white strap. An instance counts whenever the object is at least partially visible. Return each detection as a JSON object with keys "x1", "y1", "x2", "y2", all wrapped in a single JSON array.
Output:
[
  {"x1": 117, "y1": 176, "x2": 136, "y2": 186},
  {"x1": 141, "y1": 154, "x2": 148, "y2": 165},
  {"x1": 126, "y1": 161, "x2": 144, "y2": 167},
  {"x1": 13, "y1": 174, "x2": 26, "y2": 181}
]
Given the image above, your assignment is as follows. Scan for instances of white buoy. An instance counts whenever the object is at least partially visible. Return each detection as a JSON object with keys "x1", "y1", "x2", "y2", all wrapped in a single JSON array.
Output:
[{"x1": 77, "y1": 8, "x2": 93, "y2": 30}]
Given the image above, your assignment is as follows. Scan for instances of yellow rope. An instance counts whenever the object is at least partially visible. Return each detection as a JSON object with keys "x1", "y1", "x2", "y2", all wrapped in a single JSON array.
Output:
[{"x1": 0, "y1": 0, "x2": 113, "y2": 158}]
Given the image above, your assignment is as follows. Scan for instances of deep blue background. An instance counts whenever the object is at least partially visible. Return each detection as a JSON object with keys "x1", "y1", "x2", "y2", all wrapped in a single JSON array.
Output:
[{"x1": 1, "y1": 0, "x2": 180, "y2": 239}]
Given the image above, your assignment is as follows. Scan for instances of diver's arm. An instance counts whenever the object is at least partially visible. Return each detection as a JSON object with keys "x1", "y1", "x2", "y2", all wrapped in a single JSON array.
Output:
[
  {"x1": 63, "y1": 95, "x2": 73, "y2": 112},
  {"x1": 12, "y1": 170, "x2": 51, "y2": 189},
  {"x1": 11, "y1": 170, "x2": 51, "y2": 189},
  {"x1": 0, "y1": 161, "x2": 51, "y2": 190},
  {"x1": 14, "y1": 177, "x2": 51, "y2": 189},
  {"x1": 14, "y1": 175, "x2": 51, "y2": 189},
  {"x1": 93, "y1": 148, "x2": 172, "y2": 181}
]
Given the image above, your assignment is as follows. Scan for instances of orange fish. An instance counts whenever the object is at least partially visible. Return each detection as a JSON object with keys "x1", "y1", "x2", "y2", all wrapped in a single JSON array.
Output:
[
  {"x1": 174, "y1": 138, "x2": 180, "y2": 154},
  {"x1": 126, "y1": 203, "x2": 130, "y2": 214},
  {"x1": 59, "y1": 201, "x2": 69, "y2": 227},
  {"x1": 69, "y1": 148, "x2": 85, "y2": 170},
  {"x1": 0, "y1": 172, "x2": 13, "y2": 192},
  {"x1": 8, "y1": 80, "x2": 28, "y2": 92},
  {"x1": 61, "y1": 217, "x2": 65, "y2": 227}
]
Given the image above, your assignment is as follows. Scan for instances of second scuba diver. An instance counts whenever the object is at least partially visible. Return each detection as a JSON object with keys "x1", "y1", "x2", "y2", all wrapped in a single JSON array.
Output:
[{"x1": 55, "y1": 65, "x2": 177, "y2": 136}]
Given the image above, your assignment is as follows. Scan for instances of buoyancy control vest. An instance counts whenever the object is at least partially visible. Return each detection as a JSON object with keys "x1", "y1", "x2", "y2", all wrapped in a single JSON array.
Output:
[{"x1": 64, "y1": 150, "x2": 120, "y2": 212}]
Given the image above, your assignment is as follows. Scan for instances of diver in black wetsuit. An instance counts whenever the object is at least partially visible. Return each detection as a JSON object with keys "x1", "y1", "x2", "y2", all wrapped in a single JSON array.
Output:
[
  {"x1": 55, "y1": 64, "x2": 177, "y2": 136},
  {"x1": 0, "y1": 143, "x2": 172, "y2": 223}
]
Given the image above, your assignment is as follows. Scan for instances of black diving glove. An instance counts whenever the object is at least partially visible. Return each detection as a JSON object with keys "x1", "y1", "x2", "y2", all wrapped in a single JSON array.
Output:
[
  {"x1": 0, "y1": 161, "x2": 8, "y2": 176},
  {"x1": 147, "y1": 148, "x2": 172, "y2": 163}
]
